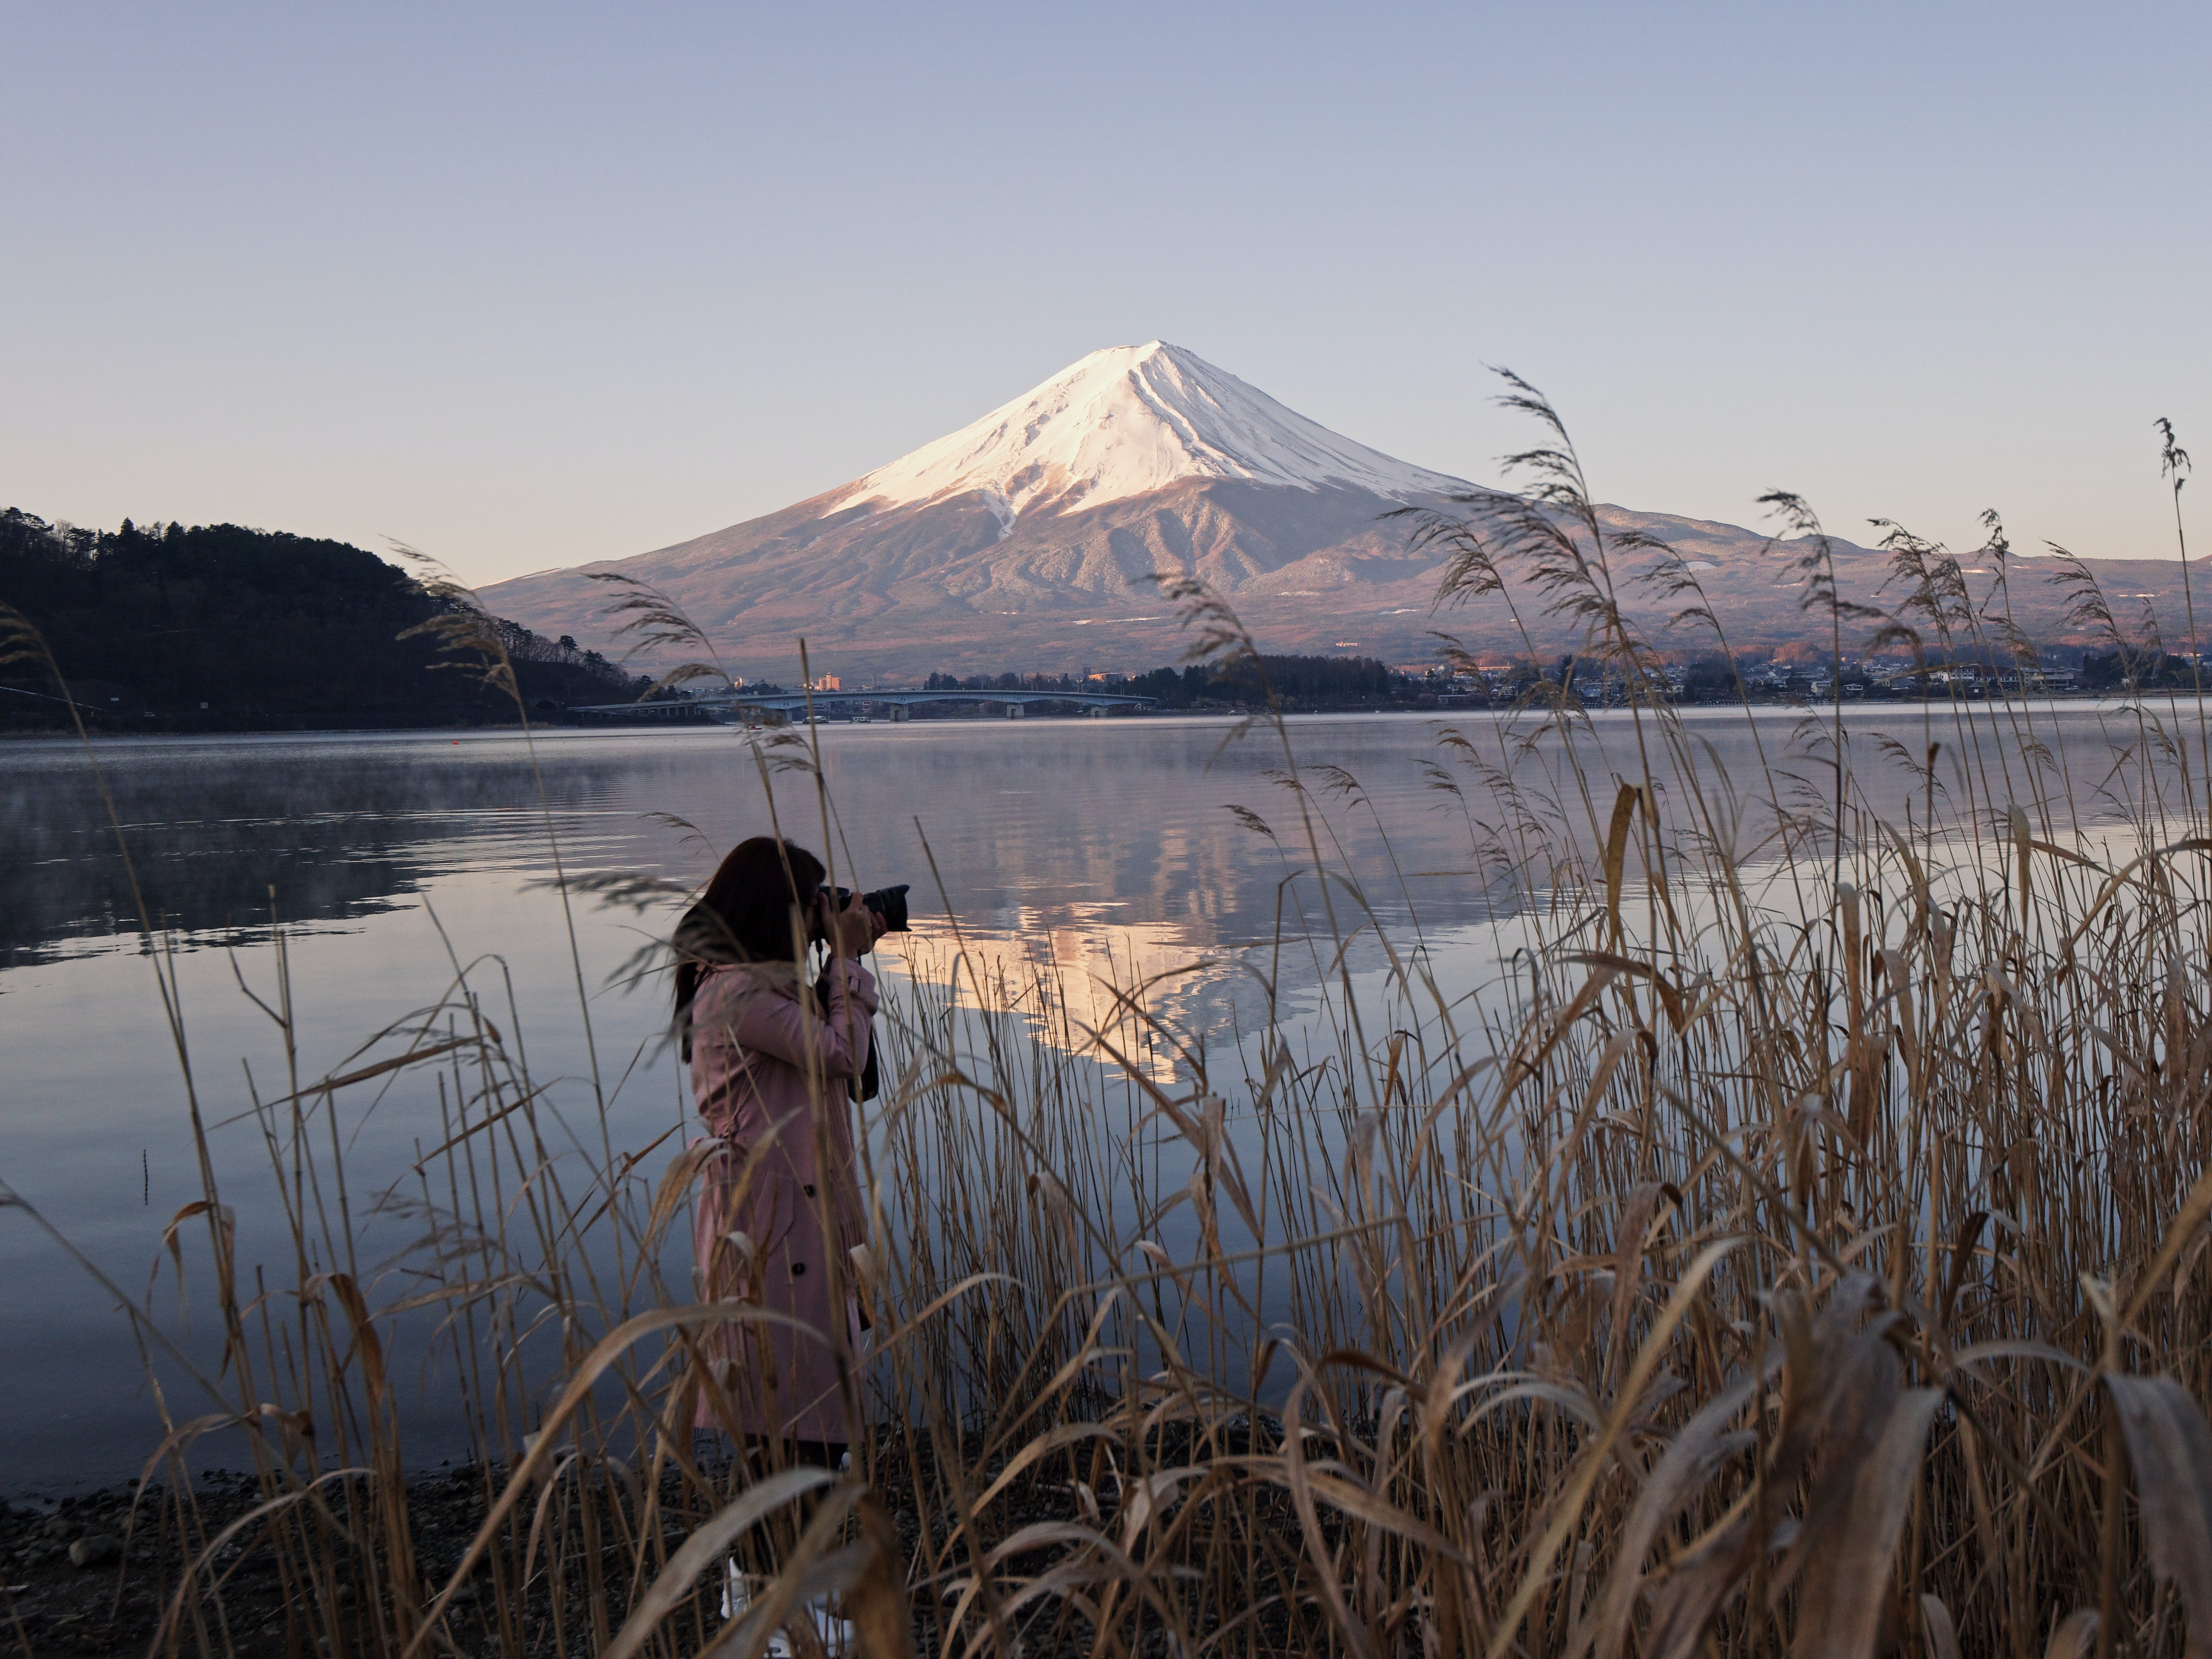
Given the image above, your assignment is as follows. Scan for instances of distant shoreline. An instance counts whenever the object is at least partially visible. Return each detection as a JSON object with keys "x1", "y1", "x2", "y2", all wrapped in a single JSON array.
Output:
[{"x1": 6, "y1": 690, "x2": 2205, "y2": 748}]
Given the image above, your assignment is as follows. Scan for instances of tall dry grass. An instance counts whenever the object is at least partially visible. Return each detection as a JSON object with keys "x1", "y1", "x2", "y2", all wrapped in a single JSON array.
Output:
[{"x1": 7, "y1": 388, "x2": 2212, "y2": 1658}]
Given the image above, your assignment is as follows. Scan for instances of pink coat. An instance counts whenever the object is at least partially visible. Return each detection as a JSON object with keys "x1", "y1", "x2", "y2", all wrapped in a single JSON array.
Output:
[{"x1": 688, "y1": 957, "x2": 876, "y2": 1445}]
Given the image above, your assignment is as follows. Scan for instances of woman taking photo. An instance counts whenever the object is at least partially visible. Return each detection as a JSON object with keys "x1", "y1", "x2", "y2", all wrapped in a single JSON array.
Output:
[
  {"x1": 673, "y1": 836, "x2": 887, "y2": 1646},
  {"x1": 675, "y1": 835, "x2": 887, "y2": 1452}
]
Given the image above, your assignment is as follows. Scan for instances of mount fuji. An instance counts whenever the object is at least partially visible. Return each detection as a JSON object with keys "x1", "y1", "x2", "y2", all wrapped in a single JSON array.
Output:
[{"x1": 481, "y1": 343, "x2": 1906, "y2": 679}]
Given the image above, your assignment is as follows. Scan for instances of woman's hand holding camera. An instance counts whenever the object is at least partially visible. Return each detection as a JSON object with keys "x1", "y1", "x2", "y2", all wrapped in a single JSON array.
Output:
[{"x1": 823, "y1": 891, "x2": 889, "y2": 957}]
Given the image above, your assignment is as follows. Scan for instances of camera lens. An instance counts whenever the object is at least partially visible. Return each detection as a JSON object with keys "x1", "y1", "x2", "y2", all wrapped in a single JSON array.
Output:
[{"x1": 863, "y1": 884, "x2": 911, "y2": 932}]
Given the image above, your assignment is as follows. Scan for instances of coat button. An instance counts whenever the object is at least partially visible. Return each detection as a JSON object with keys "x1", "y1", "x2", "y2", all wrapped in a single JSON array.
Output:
[
  {"x1": 803, "y1": 1185, "x2": 816, "y2": 1198},
  {"x1": 791, "y1": 1261, "x2": 806, "y2": 1276}
]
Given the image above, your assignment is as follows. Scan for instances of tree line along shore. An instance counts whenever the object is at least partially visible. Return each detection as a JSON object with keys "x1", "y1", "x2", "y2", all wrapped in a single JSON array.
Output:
[{"x1": 4, "y1": 505, "x2": 2192, "y2": 737}]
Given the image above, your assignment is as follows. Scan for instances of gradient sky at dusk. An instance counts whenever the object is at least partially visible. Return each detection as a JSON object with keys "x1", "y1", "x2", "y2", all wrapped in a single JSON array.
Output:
[{"x1": 5, "y1": 1, "x2": 2205, "y2": 586}]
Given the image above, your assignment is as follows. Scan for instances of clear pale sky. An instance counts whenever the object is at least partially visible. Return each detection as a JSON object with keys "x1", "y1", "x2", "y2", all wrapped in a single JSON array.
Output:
[{"x1": 5, "y1": 2, "x2": 2204, "y2": 588}]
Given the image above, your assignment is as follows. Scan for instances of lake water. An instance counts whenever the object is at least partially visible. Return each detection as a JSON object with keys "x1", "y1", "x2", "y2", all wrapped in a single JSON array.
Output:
[{"x1": 1, "y1": 702, "x2": 2191, "y2": 1492}]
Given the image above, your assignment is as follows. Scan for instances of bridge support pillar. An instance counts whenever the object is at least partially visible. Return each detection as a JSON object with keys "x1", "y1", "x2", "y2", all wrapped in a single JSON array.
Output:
[
  {"x1": 1005, "y1": 703, "x2": 1025, "y2": 719},
  {"x1": 889, "y1": 705, "x2": 910, "y2": 722}
]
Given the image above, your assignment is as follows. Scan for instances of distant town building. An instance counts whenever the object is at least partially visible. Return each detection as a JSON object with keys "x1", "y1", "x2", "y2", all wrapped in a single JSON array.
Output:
[{"x1": 811, "y1": 674, "x2": 841, "y2": 692}]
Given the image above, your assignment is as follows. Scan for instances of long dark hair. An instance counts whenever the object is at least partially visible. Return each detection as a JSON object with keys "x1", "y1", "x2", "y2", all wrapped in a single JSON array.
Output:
[{"x1": 673, "y1": 836, "x2": 826, "y2": 1055}]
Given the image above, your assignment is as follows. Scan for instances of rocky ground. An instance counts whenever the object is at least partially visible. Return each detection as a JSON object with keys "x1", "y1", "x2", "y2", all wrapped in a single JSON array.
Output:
[
  {"x1": 0, "y1": 1469, "x2": 524, "y2": 1657},
  {"x1": 0, "y1": 1429, "x2": 1231, "y2": 1656},
  {"x1": 4, "y1": 1477, "x2": 201, "y2": 1655}
]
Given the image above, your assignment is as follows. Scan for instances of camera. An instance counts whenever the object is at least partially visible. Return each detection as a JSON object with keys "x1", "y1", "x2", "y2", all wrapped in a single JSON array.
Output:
[{"x1": 821, "y1": 883, "x2": 911, "y2": 934}]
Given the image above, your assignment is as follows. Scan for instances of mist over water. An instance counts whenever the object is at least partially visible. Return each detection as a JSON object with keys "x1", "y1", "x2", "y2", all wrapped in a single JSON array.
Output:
[{"x1": 0, "y1": 701, "x2": 2183, "y2": 1492}]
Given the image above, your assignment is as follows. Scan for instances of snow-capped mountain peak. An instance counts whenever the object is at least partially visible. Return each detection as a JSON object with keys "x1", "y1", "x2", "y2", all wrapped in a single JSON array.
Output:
[{"x1": 836, "y1": 342, "x2": 1468, "y2": 530}]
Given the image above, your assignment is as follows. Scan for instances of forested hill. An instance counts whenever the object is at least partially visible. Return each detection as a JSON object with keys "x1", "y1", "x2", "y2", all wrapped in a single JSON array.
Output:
[{"x1": 0, "y1": 510, "x2": 650, "y2": 730}]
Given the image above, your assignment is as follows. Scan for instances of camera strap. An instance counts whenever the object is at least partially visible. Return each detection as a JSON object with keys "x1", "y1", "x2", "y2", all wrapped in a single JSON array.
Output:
[{"x1": 811, "y1": 967, "x2": 880, "y2": 1103}]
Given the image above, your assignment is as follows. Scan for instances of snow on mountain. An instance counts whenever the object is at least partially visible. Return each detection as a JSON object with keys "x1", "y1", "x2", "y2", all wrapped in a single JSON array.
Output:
[{"x1": 835, "y1": 342, "x2": 1471, "y2": 533}]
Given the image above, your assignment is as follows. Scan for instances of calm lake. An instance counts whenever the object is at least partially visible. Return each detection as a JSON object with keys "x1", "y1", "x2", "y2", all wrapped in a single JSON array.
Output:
[{"x1": 0, "y1": 703, "x2": 2186, "y2": 1492}]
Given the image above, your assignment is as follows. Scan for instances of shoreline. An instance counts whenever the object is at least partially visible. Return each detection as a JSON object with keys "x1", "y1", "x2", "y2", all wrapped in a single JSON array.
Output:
[{"x1": 3, "y1": 687, "x2": 2204, "y2": 748}]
